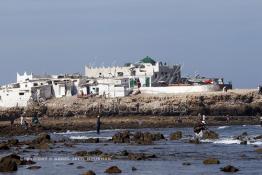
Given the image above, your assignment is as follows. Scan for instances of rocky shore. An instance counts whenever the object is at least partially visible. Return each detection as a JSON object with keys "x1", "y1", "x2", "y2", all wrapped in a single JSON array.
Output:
[{"x1": 0, "y1": 89, "x2": 261, "y2": 136}]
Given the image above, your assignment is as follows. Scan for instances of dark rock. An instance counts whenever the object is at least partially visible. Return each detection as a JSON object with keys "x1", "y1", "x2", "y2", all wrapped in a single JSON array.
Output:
[
  {"x1": 77, "y1": 166, "x2": 85, "y2": 169},
  {"x1": 27, "y1": 166, "x2": 41, "y2": 170},
  {"x1": 132, "y1": 167, "x2": 137, "y2": 171},
  {"x1": 119, "y1": 150, "x2": 129, "y2": 156},
  {"x1": 112, "y1": 131, "x2": 131, "y2": 143},
  {"x1": 105, "y1": 166, "x2": 122, "y2": 174},
  {"x1": 21, "y1": 160, "x2": 36, "y2": 165},
  {"x1": 87, "y1": 150, "x2": 103, "y2": 156},
  {"x1": 0, "y1": 143, "x2": 10, "y2": 150},
  {"x1": 74, "y1": 151, "x2": 88, "y2": 157},
  {"x1": 220, "y1": 165, "x2": 239, "y2": 173},
  {"x1": 202, "y1": 130, "x2": 219, "y2": 140},
  {"x1": 35, "y1": 143, "x2": 50, "y2": 150},
  {"x1": 170, "y1": 131, "x2": 183, "y2": 140},
  {"x1": 240, "y1": 140, "x2": 248, "y2": 145},
  {"x1": 203, "y1": 158, "x2": 220, "y2": 165},
  {"x1": 85, "y1": 138, "x2": 99, "y2": 143},
  {"x1": 83, "y1": 170, "x2": 96, "y2": 175},
  {"x1": 133, "y1": 132, "x2": 164, "y2": 144},
  {"x1": 67, "y1": 163, "x2": 74, "y2": 165},
  {"x1": 255, "y1": 148, "x2": 262, "y2": 153},
  {"x1": 8, "y1": 139, "x2": 19, "y2": 146},
  {"x1": 182, "y1": 162, "x2": 191, "y2": 166},
  {"x1": 0, "y1": 154, "x2": 19, "y2": 172},
  {"x1": 128, "y1": 153, "x2": 156, "y2": 160},
  {"x1": 254, "y1": 135, "x2": 262, "y2": 140},
  {"x1": 64, "y1": 143, "x2": 75, "y2": 147},
  {"x1": 189, "y1": 139, "x2": 201, "y2": 144},
  {"x1": 1, "y1": 154, "x2": 21, "y2": 165},
  {"x1": 33, "y1": 132, "x2": 51, "y2": 144},
  {"x1": 235, "y1": 132, "x2": 248, "y2": 140},
  {"x1": 128, "y1": 153, "x2": 146, "y2": 160}
]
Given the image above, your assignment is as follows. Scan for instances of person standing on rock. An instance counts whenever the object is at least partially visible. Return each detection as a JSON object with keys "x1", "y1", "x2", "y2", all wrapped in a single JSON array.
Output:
[
  {"x1": 96, "y1": 115, "x2": 101, "y2": 135},
  {"x1": 260, "y1": 116, "x2": 262, "y2": 127},
  {"x1": 193, "y1": 120, "x2": 207, "y2": 140}
]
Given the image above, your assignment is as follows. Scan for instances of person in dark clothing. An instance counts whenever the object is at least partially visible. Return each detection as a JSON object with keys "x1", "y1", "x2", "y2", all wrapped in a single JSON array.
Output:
[
  {"x1": 193, "y1": 120, "x2": 207, "y2": 139},
  {"x1": 96, "y1": 115, "x2": 101, "y2": 135},
  {"x1": 260, "y1": 116, "x2": 262, "y2": 127},
  {"x1": 259, "y1": 85, "x2": 262, "y2": 95}
]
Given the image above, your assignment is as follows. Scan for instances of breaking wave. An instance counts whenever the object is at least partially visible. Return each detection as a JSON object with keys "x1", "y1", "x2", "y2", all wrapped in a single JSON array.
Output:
[
  {"x1": 217, "y1": 126, "x2": 230, "y2": 130},
  {"x1": 69, "y1": 136, "x2": 112, "y2": 140},
  {"x1": 202, "y1": 138, "x2": 262, "y2": 145}
]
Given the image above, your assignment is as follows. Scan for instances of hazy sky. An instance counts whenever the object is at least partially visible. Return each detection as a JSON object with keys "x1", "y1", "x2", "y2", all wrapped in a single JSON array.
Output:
[{"x1": 0, "y1": 0, "x2": 261, "y2": 88}]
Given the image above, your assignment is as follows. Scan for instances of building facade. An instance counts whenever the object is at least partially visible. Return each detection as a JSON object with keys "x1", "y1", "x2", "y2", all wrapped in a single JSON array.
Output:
[{"x1": 85, "y1": 57, "x2": 181, "y2": 87}]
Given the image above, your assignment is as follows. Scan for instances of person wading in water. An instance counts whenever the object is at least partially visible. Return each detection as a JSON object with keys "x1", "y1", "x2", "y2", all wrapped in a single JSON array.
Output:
[
  {"x1": 193, "y1": 116, "x2": 207, "y2": 140},
  {"x1": 96, "y1": 115, "x2": 101, "y2": 135}
]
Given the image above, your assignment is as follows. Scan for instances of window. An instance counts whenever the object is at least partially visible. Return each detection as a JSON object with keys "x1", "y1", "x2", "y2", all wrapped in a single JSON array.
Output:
[
  {"x1": 117, "y1": 72, "x2": 123, "y2": 77},
  {"x1": 0, "y1": 96, "x2": 2, "y2": 100},
  {"x1": 33, "y1": 83, "x2": 38, "y2": 86},
  {"x1": 19, "y1": 92, "x2": 24, "y2": 96}
]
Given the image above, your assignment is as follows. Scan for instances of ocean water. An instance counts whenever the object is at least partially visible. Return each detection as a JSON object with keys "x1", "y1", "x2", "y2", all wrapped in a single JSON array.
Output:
[{"x1": 0, "y1": 125, "x2": 261, "y2": 175}]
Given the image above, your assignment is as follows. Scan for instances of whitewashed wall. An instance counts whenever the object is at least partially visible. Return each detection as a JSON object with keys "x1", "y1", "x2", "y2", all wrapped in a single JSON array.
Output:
[{"x1": 139, "y1": 84, "x2": 221, "y2": 94}]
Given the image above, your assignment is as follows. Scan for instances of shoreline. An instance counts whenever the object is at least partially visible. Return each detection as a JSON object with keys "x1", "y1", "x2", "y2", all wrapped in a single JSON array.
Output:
[{"x1": 0, "y1": 115, "x2": 259, "y2": 137}]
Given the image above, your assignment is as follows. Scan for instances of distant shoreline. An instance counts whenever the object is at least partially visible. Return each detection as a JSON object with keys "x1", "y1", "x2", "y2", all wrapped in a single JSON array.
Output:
[{"x1": 0, "y1": 115, "x2": 259, "y2": 137}]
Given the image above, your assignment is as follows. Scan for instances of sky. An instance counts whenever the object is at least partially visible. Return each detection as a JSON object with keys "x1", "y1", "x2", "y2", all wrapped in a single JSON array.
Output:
[{"x1": 0, "y1": 0, "x2": 261, "y2": 88}]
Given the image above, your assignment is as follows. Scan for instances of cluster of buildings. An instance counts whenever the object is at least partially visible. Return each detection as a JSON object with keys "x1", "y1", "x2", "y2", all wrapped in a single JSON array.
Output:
[{"x1": 0, "y1": 56, "x2": 230, "y2": 108}]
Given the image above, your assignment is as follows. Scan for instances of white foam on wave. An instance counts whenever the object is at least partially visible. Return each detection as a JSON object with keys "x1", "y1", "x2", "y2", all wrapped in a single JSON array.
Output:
[
  {"x1": 217, "y1": 126, "x2": 230, "y2": 130},
  {"x1": 69, "y1": 136, "x2": 112, "y2": 140},
  {"x1": 54, "y1": 129, "x2": 123, "y2": 135},
  {"x1": 202, "y1": 138, "x2": 262, "y2": 145}
]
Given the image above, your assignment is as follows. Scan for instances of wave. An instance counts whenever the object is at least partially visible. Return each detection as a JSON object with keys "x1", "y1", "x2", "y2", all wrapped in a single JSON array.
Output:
[
  {"x1": 53, "y1": 129, "x2": 123, "y2": 135},
  {"x1": 217, "y1": 126, "x2": 230, "y2": 130},
  {"x1": 69, "y1": 136, "x2": 112, "y2": 140},
  {"x1": 202, "y1": 138, "x2": 262, "y2": 145}
]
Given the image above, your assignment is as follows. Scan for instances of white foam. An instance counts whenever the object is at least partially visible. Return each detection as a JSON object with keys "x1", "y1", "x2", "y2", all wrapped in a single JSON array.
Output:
[
  {"x1": 202, "y1": 138, "x2": 262, "y2": 145},
  {"x1": 69, "y1": 136, "x2": 112, "y2": 140},
  {"x1": 217, "y1": 126, "x2": 229, "y2": 130},
  {"x1": 54, "y1": 129, "x2": 123, "y2": 135}
]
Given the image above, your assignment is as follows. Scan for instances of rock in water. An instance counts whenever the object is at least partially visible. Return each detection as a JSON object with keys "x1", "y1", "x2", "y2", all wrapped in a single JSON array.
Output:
[
  {"x1": 255, "y1": 148, "x2": 262, "y2": 153},
  {"x1": 0, "y1": 143, "x2": 10, "y2": 150},
  {"x1": 189, "y1": 139, "x2": 201, "y2": 144},
  {"x1": 221, "y1": 165, "x2": 239, "y2": 173},
  {"x1": 132, "y1": 167, "x2": 137, "y2": 171},
  {"x1": 170, "y1": 131, "x2": 183, "y2": 140},
  {"x1": 254, "y1": 135, "x2": 262, "y2": 140},
  {"x1": 112, "y1": 131, "x2": 131, "y2": 143},
  {"x1": 33, "y1": 132, "x2": 51, "y2": 144},
  {"x1": 8, "y1": 139, "x2": 19, "y2": 146},
  {"x1": 105, "y1": 166, "x2": 122, "y2": 174},
  {"x1": 203, "y1": 130, "x2": 219, "y2": 140},
  {"x1": 83, "y1": 170, "x2": 96, "y2": 175},
  {"x1": 203, "y1": 158, "x2": 220, "y2": 165},
  {"x1": 27, "y1": 166, "x2": 41, "y2": 170},
  {"x1": 74, "y1": 151, "x2": 88, "y2": 157},
  {"x1": 0, "y1": 155, "x2": 19, "y2": 172}
]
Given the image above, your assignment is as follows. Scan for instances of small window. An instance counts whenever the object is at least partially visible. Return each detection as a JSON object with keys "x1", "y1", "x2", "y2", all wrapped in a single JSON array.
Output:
[
  {"x1": 33, "y1": 83, "x2": 38, "y2": 86},
  {"x1": 0, "y1": 96, "x2": 2, "y2": 100},
  {"x1": 117, "y1": 72, "x2": 123, "y2": 77},
  {"x1": 19, "y1": 92, "x2": 24, "y2": 96}
]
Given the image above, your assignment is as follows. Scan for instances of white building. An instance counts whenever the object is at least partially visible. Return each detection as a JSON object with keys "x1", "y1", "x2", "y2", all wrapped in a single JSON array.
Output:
[
  {"x1": 0, "y1": 72, "x2": 83, "y2": 108},
  {"x1": 79, "y1": 77, "x2": 131, "y2": 98},
  {"x1": 85, "y1": 56, "x2": 181, "y2": 88},
  {"x1": 0, "y1": 81, "x2": 52, "y2": 108}
]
